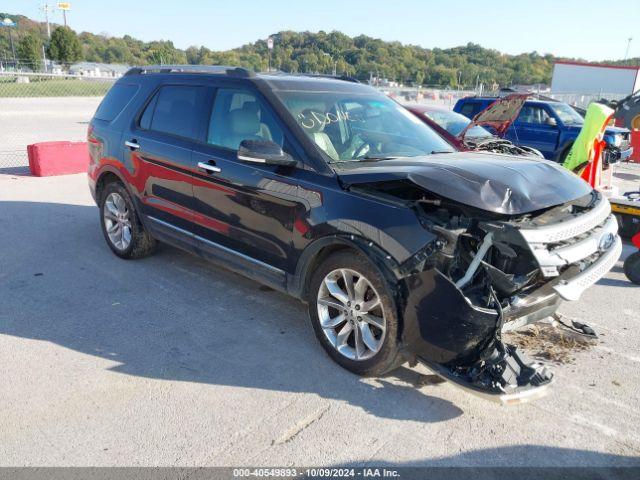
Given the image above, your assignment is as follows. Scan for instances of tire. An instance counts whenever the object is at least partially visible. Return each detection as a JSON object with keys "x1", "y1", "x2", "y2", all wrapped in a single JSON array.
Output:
[
  {"x1": 623, "y1": 252, "x2": 640, "y2": 285},
  {"x1": 308, "y1": 250, "x2": 403, "y2": 376},
  {"x1": 99, "y1": 181, "x2": 156, "y2": 259},
  {"x1": 559, "y1": 145, "x2": 572, "y2": 164}
]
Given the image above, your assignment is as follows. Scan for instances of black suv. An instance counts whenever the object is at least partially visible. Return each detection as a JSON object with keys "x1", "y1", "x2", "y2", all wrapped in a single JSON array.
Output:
[{"x1": 88, "y1": 66, "x2": 621, "y2": 404}]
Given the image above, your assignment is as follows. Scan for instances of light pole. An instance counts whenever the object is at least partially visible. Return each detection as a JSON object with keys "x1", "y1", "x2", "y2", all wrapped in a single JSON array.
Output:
[
  {"x1": 322, "y1": 52, "x2": 337, "y2": 76},
  {"x1": 267, "y1": 37, "x2": 274, "y2": 72},
  {"x1": 1, "y1": 18, "x2": 17, "y2": 65}
]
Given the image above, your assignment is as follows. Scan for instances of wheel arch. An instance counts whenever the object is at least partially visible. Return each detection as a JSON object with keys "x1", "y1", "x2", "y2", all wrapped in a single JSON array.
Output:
[
  {"x1": 556, "y1": 140, "x2": 574, "y2": 162},
  {"x1": 95, "y1": 167, "x2": 127, "y2": 203},
  {"x1": 289, "y1": 235, "x2": 402, "y2": 303}
]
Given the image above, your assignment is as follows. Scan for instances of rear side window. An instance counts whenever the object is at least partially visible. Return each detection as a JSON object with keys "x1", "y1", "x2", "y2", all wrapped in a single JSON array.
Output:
[
  {"x1": 140, "y1": 85, "x2": 208, "y2": 140},
  {"x1": 459, "y1": 102, "x2": 482, "y2": 119},
  {"x1": 94, "y1": 84, "x2": 138, "y2": 122}
]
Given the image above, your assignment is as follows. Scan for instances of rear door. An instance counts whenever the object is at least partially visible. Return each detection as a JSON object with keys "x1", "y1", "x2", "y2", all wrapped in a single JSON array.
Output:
[
  {"x1": 190, "y1": 86, "x2": 300, "y2": 274},
  {"x1": 506, "y1": 103, "x2": 560, "y2": 158},
  {"x1": 122, "y1": 82, "x2": 212, "y2": 233}
]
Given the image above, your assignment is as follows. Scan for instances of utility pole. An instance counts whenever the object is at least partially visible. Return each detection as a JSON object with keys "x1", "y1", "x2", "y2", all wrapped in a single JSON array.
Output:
[
  {"x1": 40, "y1": 4, "x2": 53, "y2": 38},
  {"x1": 42, "y1": 44, "x2": 47, "y2": 72},
  {"x1": 624, "y1": 37, "x2": 633, "y2": 63}
]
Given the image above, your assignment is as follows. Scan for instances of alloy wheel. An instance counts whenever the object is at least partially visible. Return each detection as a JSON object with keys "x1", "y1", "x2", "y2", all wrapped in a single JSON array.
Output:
[
  {"x1": 103, "y1": 192, "x2": 132, "y2": 251},
  {"x1": 316, "y1": 268, "x2": 386, "y2": 361}
]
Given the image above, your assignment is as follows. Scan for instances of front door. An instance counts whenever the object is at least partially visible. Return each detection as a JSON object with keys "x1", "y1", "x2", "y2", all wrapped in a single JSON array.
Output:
[
  {"x1": 190, "y1": 87, "x2": 300, "y2": 273},
  {"x1": 506, "y1": 104, "x2": 559, "y2": 159}
]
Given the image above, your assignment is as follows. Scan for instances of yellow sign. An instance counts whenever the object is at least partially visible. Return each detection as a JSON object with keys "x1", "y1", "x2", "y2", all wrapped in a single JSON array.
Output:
[{"x1": 57, "y1": 2, "x2": 71, "y2": 10}]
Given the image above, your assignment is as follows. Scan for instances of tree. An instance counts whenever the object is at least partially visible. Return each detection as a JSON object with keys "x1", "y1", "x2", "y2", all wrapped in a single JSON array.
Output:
[
  {"x1": 17, "y1": 33, "x2": 42, "y2": 70},
  {"x1": 47, "y1": 26, "x2": 82, "y2": 64}
]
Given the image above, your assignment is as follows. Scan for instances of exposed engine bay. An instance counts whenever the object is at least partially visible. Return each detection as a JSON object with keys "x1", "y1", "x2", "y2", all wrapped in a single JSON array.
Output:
[
  {"x1": 464, "y1": 137, "x2": 543, "y2": 158},
  {"x1": 347, "y1": 174, "x2": 621, "y2": 404}
]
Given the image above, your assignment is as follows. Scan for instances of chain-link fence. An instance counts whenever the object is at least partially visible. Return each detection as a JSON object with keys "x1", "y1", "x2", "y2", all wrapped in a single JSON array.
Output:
[{"x1": 0, "y1": 72, "x2": 114, "y2": 172}]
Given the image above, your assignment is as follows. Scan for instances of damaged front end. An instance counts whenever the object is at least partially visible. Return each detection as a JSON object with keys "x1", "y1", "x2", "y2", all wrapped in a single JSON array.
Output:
[{"x1": 351, "y1": 176, "x2": 620, "y2": 404}]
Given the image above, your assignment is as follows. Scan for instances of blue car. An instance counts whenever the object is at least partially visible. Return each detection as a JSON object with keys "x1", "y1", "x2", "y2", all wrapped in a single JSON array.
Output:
[{"x1": 454, "y1": 97, "x2": 633, "y2": 165}]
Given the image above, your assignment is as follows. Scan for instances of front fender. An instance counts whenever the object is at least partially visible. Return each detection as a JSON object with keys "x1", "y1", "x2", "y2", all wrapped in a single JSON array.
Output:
[{"x1": 288, "y1": 233, "x2": 404, "y2": 299}]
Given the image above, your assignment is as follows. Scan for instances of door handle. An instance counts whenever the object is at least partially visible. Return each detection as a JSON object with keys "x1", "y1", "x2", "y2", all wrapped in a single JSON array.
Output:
[
  {"x1": 197, "y1": 161, "x2": 221, "y2": 174},
  {"x1": 125, "y1": 140, "x2": 140, "y2": 150}
]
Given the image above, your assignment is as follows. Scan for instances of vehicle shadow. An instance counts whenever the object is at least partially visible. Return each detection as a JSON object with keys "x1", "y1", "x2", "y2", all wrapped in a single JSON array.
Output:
[
  {"x1": 0, "y1": 200, "x2": 462, "y2": 423},
  {"x1": 329, "y1": 445, "x2": 640, "y2": 477}
]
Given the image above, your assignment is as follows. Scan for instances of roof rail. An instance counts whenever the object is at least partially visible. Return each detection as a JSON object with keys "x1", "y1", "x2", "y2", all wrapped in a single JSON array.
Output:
[
  {"x1": 124, "y1": 65, "x2": 255, "y2": 78},
  {"x1": 265, "y1": 71, "x2": 360, "y2": 83},
  {"x1": 294, "y1": 73, "x2": 360, "y2": 83}
]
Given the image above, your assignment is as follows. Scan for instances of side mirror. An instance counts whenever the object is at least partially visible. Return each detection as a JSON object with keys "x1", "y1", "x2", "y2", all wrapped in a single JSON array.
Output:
[
  {"x1": 237, "y1": 140, "x2": 296, "y2": 167},
  {"x1": 545, "y1": 117, "x2": 557, "y2": 127}
]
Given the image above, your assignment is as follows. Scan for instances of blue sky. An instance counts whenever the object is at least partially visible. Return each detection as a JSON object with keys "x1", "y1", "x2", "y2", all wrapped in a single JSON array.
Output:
[{"x1": 4, "y1": 0, "x2": 639, "y2": 60}]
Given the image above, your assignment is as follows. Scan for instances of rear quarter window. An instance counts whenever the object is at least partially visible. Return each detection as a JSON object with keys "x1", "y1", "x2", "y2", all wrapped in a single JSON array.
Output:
[
  {"x1": 94, "y1": 83, "x2": 139, "y2": 122},
  {"x1": 459, "y1": 101, "x2": 483, "y2": 119}
]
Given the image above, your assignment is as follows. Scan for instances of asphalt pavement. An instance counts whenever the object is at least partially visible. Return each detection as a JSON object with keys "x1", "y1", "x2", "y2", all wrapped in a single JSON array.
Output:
[{"x1": 1, "y1": 172, "x2": 639, "y2": 467}]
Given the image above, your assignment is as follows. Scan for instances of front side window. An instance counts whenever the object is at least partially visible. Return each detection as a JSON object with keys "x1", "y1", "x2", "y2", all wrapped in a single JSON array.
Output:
[
  {"x1": 517, "y1": 105, "x2": 552, "y2": 125},
  {"x1": 548, "y1": 103, "x2": 584, "y2": 126},
  {"x1": 423, "y1": 110, "x2": 492, "y2": 139},
  {"x1": 141, "y1": 85, "x2": 208, "y2": 140},
  {"x1": 275, "y1": 91, "x2": 454, "y2": 162},
  {"x1": 207, "y1": 88, "x2": 283, "y2": 150}
]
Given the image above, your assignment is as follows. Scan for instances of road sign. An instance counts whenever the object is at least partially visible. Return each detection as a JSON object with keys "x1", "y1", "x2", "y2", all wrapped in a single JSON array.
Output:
[{"x1": 57, "y1": 2, "x2": 71, "y2": 10}]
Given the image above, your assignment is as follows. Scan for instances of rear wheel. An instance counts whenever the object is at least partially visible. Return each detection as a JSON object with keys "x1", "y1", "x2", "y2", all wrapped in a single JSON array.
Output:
[
  {"x1": 99, "y1": 181, "x2": 156, "y2": 259},
  {"x1": 308, "y1": 250, "x2": 403, "y2": 376}
]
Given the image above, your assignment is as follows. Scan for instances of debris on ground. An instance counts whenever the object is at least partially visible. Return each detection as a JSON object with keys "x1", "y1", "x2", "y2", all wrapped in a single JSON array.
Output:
[{"x1": 504, "y1": 320, "x2": 598, "y2": 365}]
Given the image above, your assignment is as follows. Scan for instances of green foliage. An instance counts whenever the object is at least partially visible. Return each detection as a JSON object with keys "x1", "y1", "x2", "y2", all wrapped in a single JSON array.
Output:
[
  {"x1": 16, "y1": 33, "x2": 41, "y2": 70},
  {"x1": 0, "y1": 12, "x2": 614, "y2": 88},
  {"x1": 47, "y1": 26, "x2": 82, "y2": 63}
]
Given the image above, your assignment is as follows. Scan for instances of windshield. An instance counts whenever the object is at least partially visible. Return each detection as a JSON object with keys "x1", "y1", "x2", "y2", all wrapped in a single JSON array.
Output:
[
  {"x1": 275, "y1": 91, "x2": 455, "y2": 162},
  {"x1": 423, "y1": 109, "x2": 493, "y2": 139},
  {"x1": 548, "y1": 102, "x2": 584, "y2": 126}
]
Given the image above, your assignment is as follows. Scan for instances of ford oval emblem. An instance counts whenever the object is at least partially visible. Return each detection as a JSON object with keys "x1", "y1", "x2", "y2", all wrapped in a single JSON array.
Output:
[{"x1": 598, "y1": 233, "x2": 615, "y2": 252}]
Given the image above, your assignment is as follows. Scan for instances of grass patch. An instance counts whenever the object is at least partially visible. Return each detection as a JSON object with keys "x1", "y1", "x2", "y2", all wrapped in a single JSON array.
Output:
[{"x1": 0, "y1": 78, "x2": 113, "y2": 98}]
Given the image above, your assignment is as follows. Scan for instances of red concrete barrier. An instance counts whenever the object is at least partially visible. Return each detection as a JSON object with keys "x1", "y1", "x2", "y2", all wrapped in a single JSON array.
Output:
[
  {"x1": 27, "y1": 141, "x2": 89, "y2": 177},
  {"x1": 631, "y1": 131, "x2": 640, "y2": 163}
]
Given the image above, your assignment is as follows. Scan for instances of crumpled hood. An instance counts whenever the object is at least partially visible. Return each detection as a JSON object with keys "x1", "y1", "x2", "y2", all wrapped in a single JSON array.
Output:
[{"x1": 335, "y1": 152, "x2": 593, "y2": 215}]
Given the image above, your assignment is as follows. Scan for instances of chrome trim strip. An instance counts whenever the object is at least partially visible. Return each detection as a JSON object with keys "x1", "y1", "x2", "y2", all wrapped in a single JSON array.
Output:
[
  {"x1": 147, "y1": 216, "x2": 284, "y2": 274},
  {"x1": 553, "y1": 235, "x2": 622, "y2": 301},
  {"x1": 519, "y1": 195, "x2": 611, "y2": 244}
]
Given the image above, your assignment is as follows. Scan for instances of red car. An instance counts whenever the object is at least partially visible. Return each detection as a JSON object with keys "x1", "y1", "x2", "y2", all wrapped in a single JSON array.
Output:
[{"x1": 405, "y1": 98, "x2": 543, "y2": 158}]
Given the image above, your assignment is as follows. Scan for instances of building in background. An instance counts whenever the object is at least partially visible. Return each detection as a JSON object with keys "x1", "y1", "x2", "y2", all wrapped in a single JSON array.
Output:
[{"x1": 551, "y1": 60, "x2": 640, "y2": 96}]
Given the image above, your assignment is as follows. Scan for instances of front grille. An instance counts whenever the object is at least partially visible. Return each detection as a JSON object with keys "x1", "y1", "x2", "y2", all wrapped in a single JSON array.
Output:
[{"x1": 516, "y1": 194, "x2": 617, "y2": 278}]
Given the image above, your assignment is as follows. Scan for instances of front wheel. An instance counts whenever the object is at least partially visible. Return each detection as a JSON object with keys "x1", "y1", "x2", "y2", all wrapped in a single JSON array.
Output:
[
  {"x1": 624, "y1": 251, "x2": 640, "y2": 285},
  {"x1": 308, "y1": 250, "x2": 403, "y2": 376}
]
